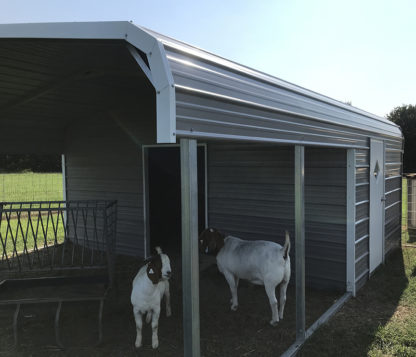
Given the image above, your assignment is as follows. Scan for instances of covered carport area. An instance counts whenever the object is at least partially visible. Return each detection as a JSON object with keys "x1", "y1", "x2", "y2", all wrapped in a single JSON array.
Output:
[{"x1": 0, "y1": 21, "x2": 403, "y2": 356}]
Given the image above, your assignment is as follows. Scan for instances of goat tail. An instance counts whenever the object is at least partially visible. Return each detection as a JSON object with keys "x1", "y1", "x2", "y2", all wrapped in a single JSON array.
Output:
[{"x1": 283, "y1": 231, "x2": 291, "y2": 260}]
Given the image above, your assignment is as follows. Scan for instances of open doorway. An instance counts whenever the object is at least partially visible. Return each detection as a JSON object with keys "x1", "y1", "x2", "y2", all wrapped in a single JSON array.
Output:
[{"x1": 144, "y1": 145, "x2": 206, "y2": 255}]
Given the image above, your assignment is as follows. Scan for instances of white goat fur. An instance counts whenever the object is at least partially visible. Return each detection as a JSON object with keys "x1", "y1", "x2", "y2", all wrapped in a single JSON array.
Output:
[
  {"x1": 130, "y1": 247, "x2": 171, "y2": 349},
  {"x1": 206, "y1": 230, "x2": 291, "y2": 326}
]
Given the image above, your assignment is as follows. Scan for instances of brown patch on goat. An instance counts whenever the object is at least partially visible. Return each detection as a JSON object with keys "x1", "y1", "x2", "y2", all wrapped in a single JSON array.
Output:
[
  {"x1": 199, "y1": 228, "x2": 225, "y2": 255},
  {"x1": 146, "y1": 254, "x2": 162, "y2": 284}
]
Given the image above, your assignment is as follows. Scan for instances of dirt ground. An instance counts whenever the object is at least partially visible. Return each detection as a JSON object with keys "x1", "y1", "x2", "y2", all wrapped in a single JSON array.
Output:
[{"x1": 0, "y1": 254, "x2": 343, "y2": 357}]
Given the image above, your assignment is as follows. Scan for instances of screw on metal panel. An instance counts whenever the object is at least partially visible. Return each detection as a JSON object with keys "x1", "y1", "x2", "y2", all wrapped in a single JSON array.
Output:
[
  {"x1": 149, "y1": 52, "x2": 152, "y2": 56},
  {"x1": 173, "y1": 133, "x2": 176, "y2": 136},
  {"x1": 125, "y1": 33, "x2": 128, "y2": 38},
  {"x1": 190, "y1": 128, "x2": 194, "y2": 132},
  {"x1": 157, "y1": 91, "x2": 160, "y2": 94}
]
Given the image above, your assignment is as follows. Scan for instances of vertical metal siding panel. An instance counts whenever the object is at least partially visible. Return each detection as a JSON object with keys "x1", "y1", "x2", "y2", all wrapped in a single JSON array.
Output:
[
  {"x1": 385, "y1": 144, "x2": 402, "y2": 256},
  {"x1": 354, "y1": 149, "x2": 370, "y2": 292},
  {"x1": 208, "y1": 143, "x2": 295, "y2": 243},
  {"x1": 305, "y1": 148, "x2": 346, "y2": 290},
  {"x1": 65, "y1": 116, "x2": 144, "y2": 257},
  {"x1": 208, "y1": 143, "x2": 346, "y2": 290}
]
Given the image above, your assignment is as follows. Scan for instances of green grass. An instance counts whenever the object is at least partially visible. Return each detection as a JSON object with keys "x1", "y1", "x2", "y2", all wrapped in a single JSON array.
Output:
[
  {"x1": 0, "y1": 212, "x2": 65, "y2": 257},
  {"x1": 0, "y1": 173, "x2": 64, "y2": 256},
  {"x1": 0, "y1": 172, "x2": 63, "y2": 202}
]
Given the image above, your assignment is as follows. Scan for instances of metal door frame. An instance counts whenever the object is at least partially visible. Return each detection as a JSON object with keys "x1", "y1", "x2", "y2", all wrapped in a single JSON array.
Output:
[{"x1": 141, "y1": 143, "x2": 208, "y2": 258}]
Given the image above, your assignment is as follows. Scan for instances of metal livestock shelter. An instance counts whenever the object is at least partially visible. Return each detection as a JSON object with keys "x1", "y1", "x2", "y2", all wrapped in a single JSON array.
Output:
[{"x1": 0, "y1": 21, "x2": 403, "y2": 356}]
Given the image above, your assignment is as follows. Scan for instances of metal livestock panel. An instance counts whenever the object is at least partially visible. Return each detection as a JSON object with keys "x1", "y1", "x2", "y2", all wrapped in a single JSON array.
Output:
[
  {"x1": 65, "y1": 115, "x2": 144, "y2": 257},
  {"x1": 207, "y1": 143, "x2": 346, "y2": 290}
]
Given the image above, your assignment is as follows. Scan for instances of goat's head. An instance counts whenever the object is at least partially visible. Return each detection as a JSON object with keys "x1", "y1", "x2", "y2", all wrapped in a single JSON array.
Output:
[
  {"x1": 199, "y1": 228, "x2": 225, "y2": 255},
  {"x1": 146, "y1": 247, "x2": 172, "y2": 284}
]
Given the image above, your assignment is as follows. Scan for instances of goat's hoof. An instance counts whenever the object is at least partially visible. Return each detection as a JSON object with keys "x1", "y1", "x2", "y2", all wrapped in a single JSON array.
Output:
[
  {"x1": 135, "y1": 342, "x2": 142, "y2": 349},
  {"x1": 166, "y1": 309, "x2": 172, "y2": 317},
  {"x1": 270, "y1": 320, "x2": 279, "y2": 327},
  {"x1": 231, "y1": 304, "x2": 238, "y2": 311},
  {"x1": 152, "y1": 340, "x2": 159, "y2": 349}
]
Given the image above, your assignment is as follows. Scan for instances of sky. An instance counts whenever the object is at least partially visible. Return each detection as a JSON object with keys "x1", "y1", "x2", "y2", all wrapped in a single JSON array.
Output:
[{"x1": 0, "y1": 0, "x2": 415, "y2": 117}]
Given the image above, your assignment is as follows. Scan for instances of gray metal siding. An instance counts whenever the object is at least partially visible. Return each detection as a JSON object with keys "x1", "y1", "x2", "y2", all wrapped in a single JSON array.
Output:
[
  {"x1": 353, "y1": 142, "x2": 402, "y2": 292},
  {"x1": 305, "y1": 148, "x2": 346, "y2": 290},
  {"x1": 65, "y1": 116, "x2": 144, "y2": 256},
  {"x1": 208, "y1": 143, "x2": 346, "y2": 290},
  {"x1": 152, "y1": 39, "x2": 402, "y2": 146},
  {"x1": 355, "y1": 149, "x2": 370, "y2": 291},
  {"x1": 385, "y1": 145, "x2": 402, "y2": 256}
]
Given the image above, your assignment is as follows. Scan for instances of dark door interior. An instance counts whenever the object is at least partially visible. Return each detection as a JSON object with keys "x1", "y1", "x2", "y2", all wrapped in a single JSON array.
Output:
[{"x1": 147, "y1": 146, "x2": 206, "y2": 253}]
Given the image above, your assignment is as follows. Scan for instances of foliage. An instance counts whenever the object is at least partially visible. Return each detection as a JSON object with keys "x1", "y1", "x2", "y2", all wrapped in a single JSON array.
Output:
[
  {"x1": 0, "y1": 154, "x2": 61, "y2": 173},
  {"x1": 387, "y1": 104, "x2": 416, "y2": 173}
]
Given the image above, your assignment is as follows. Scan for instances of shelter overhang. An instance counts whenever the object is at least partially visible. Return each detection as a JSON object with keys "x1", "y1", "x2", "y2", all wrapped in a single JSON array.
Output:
[{"x1": 0, "y1": 21, "x2": 176, "y2": 144}]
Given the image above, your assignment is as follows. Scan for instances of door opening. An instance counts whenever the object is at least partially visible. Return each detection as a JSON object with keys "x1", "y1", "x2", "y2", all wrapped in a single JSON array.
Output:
[{"x1": 145, "y1": 145, "x2": 206, "y2": 255}]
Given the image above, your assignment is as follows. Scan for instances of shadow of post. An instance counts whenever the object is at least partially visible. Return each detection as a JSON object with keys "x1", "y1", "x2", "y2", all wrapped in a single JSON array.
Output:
[{"x1": 299, "y1": 247, "x2": 409, "y2": 356}]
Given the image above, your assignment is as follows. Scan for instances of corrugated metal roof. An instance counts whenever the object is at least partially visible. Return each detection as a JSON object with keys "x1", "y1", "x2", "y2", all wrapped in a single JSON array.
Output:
[{"x1": 0, "y1": 21, "x2": 402, "y2": 148}]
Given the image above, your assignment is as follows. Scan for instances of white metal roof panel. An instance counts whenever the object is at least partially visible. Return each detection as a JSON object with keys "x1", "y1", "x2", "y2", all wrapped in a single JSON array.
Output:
[{"x1": 0, "y1": 21, "x2": 403, "y2": 148}]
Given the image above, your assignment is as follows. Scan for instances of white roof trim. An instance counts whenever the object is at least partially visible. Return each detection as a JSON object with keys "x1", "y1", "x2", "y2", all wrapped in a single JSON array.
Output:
[{"x1": 0, "y1": 21, "x2": 176, "y2": 143}]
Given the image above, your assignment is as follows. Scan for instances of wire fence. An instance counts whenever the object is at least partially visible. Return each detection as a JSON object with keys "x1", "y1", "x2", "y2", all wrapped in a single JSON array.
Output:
[{"x1": 0, "y1": 173, "x2": 63, "y2": 202}]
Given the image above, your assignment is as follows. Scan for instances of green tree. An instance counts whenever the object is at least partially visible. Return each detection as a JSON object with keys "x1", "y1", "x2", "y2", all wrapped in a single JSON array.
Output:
[{"x1": 387, "y1": 104, "x2": 416, "y2": 173}]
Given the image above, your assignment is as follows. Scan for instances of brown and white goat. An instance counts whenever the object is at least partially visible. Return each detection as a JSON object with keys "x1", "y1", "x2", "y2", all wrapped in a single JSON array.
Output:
[
  {"x1": 199, "y1": 228, "x2": 291, "y2": 326},
  {"x1": 130, "y1": 247, "x2": 171, "y2": 349}
]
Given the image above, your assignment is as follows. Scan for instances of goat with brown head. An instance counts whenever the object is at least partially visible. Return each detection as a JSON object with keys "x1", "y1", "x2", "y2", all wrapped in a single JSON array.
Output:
[
  {"x1": 199, "y1": 228, "x2": 225, "y2": 255},
  {"x1": 131, "y1": 246, "x2": 172, "y2": 349},
  {"x1": 145, "y1": 247, "x2": 171, "y2": 284}
]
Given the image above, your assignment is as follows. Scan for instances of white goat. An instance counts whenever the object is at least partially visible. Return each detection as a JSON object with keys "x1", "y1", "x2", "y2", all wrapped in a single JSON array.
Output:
[
  {"x1": 130, "y1": 247, "x2": 172, "y2": 349},
  {"x1": 199, "y1": 228, "x2": 291, "y2": 326}
]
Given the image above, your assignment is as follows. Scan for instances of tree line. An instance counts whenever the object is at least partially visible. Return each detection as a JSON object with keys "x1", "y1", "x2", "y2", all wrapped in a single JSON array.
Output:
[
  {"x1": 0, "y1": 154, "x2": 61, "y2": 173},
  {"x1": 387, "y1": 104, "x2": 416, "y2": 173}
]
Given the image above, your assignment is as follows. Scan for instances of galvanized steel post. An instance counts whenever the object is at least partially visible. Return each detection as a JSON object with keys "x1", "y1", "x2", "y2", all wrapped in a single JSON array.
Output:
[
  {"x1": 295, "y1": 145, "x2": 306, "y2": 342},
  {"x1": 180, "y1": 138, "x2": 200, "y2": 357}
]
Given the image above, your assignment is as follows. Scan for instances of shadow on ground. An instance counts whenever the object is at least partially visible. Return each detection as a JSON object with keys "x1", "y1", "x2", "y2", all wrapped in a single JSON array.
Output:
[
  {"x1": 299, "y1": 247, "x2": 408, "y2": 357},
  {"x1": 0, "y1": 250, "x2": 344, "y2": 357}
]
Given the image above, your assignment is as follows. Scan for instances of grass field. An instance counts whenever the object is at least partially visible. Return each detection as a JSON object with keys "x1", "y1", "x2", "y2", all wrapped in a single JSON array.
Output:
[
  {"x1": 0, "y1": 173, "x2": 64, "y2": 256},
  {"x1": 0, "y1": 172, "x2": 63, "y2": 202}
]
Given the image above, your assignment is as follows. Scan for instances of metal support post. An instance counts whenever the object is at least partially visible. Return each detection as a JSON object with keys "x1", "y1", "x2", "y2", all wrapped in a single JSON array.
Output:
[
  {"x1": 180, "y1": 138, "x2": 200, "y2": 357},
  {"x1": 295, "y1": 145, "x2": 305, "y2": 342}
]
